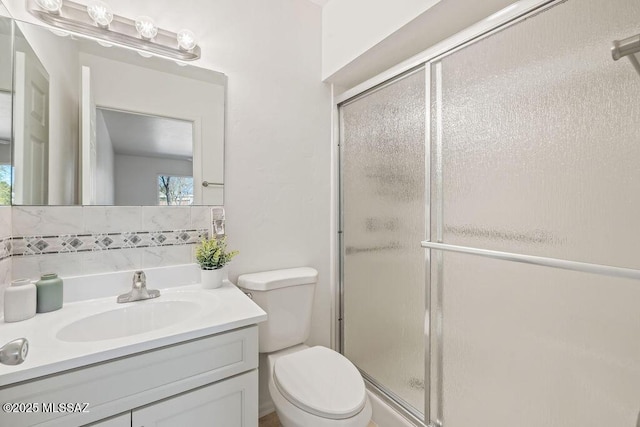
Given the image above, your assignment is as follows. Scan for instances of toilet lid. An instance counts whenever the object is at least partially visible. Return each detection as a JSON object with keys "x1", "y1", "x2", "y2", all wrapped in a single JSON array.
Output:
[{"x1": 273, "y1": 346, "x2": 366, "y2": 420}]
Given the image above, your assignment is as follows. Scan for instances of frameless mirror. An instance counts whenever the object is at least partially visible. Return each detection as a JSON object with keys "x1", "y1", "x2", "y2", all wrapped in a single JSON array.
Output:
[{"x1": 11, "y1": 18, "x2": 225, "y2": 206}]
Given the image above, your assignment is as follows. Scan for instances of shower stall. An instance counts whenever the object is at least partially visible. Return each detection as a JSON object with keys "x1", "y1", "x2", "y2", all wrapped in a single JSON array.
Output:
[{"x1": 338, "y1": 0, "x2": 640, "y2": 426}]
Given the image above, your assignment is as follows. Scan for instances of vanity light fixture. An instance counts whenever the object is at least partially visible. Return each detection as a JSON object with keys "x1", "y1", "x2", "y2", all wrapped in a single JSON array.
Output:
[
  {"x1": 177, "y1": 29, "x2": 197, "y2": 51},
  {"x1": 34, "y1": 0, "x2": 62, "y2": 13},
  {"x1": 26, "y1": 0, "x2": 201, "y2": 61},
  {"x1": 48, "y1": 28, "x2": 70, "y2": 37},
  {"x1": 86, "y1": 1, "x2": 113, "y2": 29},
  {"x1": 134, "y1": 16, "x2": 158, "y2": 40}
]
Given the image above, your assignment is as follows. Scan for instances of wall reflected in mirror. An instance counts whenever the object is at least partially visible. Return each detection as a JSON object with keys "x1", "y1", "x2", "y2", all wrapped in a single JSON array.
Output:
[
  {"x1": 94, "y1": 108, "x2": 194, "y2": 205},
  {"x1": 0, "y1": 92, "x2": 10, "y2": 205},
  {"x1": 0, "y1": 16, "x2": 11, "y2": 205},
  {"x1": 9, "y1": 17, "x2": 225, "y2": 206}
]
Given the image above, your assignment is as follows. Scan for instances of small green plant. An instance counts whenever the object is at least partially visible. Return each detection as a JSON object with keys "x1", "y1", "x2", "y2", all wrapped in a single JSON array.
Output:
[{"x1": 195, "y1": 236, "x2": 239, "y2": 270}]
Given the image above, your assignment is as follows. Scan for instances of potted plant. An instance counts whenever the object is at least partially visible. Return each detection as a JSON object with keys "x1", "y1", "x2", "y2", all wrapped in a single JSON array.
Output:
[{"x1": 195, "y1": 236, "x2": 239, "y2": 289}]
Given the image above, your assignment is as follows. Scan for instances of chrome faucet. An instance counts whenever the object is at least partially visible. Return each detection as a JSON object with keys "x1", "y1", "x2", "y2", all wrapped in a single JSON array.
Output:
[{"x1": 117, "y1": 271, "x2": 160, "y2": 303}]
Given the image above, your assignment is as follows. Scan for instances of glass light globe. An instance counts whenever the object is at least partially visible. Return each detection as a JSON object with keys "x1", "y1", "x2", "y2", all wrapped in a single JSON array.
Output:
[
  {"x1": 135, "y1": 16, "x2": 158, "y2": 40},
  {"x1": 49, "y1": 29, "x2": 70, "y2": 37},
  {"x1": 87, "y1": 1, "x2": 113, "y2": 28},
  {"x1": 35, "y1": 0, "x2": 62, "y2": 13},
  {"x1": 177, "y1": 29, "x2": 197, "y2": 51}
]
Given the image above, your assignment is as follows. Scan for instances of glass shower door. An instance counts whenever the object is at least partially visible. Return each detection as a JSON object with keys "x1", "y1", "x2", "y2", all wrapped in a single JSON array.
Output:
[
  {"x1": 430, "y1": 0, "x2": 640, "y2": 425},
  {"x1": 340, "y1": 68, "x2": 427, "y2": 417}
]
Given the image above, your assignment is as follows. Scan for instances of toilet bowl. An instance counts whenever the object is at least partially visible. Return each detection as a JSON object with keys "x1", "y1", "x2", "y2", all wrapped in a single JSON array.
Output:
[
  {"x1": 238, "y1": 268, "x2": 372, "y2": 427},
  {"x1": 267, "y1": 345, "x2": 372, "y2": 427}
]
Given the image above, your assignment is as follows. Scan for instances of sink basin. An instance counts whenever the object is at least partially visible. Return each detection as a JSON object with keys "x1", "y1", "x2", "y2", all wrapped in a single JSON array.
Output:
[{"x1": 56, "y1": 300, "x2": 199, "y2": 342}]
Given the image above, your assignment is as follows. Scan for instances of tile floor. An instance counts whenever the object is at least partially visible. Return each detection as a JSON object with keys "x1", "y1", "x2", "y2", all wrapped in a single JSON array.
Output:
[
  {"x1": 258, "y1": 412, "x2": 377, "y2": 427},
  {"x1": 258, "y1": 412, "x2": 280, "y2": 427}
]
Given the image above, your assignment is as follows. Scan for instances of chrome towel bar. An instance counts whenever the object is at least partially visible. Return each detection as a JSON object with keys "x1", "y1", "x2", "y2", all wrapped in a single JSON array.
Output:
[
  {"x1": 612, "y1": 33, "x2": 640, "y2": 76},
  {"x1": 421, "y1": 241, "x2": 640, "y2": 281}
]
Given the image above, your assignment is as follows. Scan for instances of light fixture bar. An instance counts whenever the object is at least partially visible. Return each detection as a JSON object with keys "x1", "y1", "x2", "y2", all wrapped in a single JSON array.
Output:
[{"x1": 26, "y1": 0, "x2": 201, "y2": 61}]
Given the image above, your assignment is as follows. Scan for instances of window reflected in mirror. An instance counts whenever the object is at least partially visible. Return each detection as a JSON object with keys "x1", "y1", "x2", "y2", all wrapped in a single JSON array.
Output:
[{"x1": 158, "y1": 175, "x2": 194, "y2": 206}]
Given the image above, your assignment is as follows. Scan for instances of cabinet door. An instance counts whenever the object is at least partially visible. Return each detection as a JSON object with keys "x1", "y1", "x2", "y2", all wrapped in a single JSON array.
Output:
[
  {"x1": 88, "y1": 413, "x2": 131, "y2": 427},
  {"x1": 132, "y1": 370, "x2": 258, "y2": 427}
]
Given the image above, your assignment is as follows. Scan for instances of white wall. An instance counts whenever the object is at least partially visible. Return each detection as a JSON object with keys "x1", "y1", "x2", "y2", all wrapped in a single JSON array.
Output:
[
  {"x1": 322, "y1": 0, "x2": 440, "y2": 78},
  {"x1": 0, "y1": 9, "x2": 11, "y2": 91},
  {"x1": 0, "y1": 33, "x2": 11, "y2": 91},
  {"x1": 324, "y1": 0, "x2": 519, "y2": 88},
  {"x1": 0, "y1": 145, "x2": 10, "y2": 164},
  {"x1": 4, "y1": 0, "x2": 330, "y2": 415},
  {"x1": 15, "y1": 23, "x2": 79, "y2": 205},
  {"x1": 95, "y1": 110, "x2": 114, "y2": 205},
  {"x1": 94, "y1": 0, "x2": 330, "y2": 414},
  {"x1": 114, "y1": 154, "x2": 192, "y2": 206}
]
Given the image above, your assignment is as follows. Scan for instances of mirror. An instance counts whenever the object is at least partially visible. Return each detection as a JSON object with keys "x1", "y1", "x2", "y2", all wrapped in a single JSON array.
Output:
[{"x1": 9, "y1": 17, "x2": 225, "y2": 205}]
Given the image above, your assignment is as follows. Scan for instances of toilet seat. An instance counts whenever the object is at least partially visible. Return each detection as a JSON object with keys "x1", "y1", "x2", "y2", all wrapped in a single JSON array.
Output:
[{"x1": 273, "y1": 346, "x2": 366, "y2": 420}]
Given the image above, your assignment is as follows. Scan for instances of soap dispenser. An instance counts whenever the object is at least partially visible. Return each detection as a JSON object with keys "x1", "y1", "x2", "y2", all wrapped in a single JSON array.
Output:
[
  {"x1": 4, "y1": 279, "x2": 37, "y2": 322},
  {"x1": 35, "y1": 273, "x2": 64, "y2": 313}
]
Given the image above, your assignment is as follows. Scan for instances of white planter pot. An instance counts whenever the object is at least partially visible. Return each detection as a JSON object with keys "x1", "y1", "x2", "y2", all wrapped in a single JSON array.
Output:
[{"x1": 201, "y1": 268, "x2": 225, "y2": 289}]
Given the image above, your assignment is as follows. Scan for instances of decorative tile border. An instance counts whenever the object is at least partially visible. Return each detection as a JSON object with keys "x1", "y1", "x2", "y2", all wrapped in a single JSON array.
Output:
[
  {"x1": 10, "y1": 229, "x2": 208, "y2": 257},
  {"x1": 0, "y1": 237, "x2": 11, "y2": 261}
]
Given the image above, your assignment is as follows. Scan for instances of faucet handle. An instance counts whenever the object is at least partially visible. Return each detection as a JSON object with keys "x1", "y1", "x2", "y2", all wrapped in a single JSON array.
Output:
[
  {"x1": 118, "y1": 270, "x2": 159, "y2": 303},
  {"x1": 0, "y1": 338, "x2": 29, "y2": 365},
  {"x1": 133, "y1": 271, "x2": 146, "y2": 286}
]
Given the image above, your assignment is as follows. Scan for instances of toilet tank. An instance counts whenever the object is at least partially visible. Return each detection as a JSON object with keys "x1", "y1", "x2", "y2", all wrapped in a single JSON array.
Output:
[{"x1": 238, "y1": 267, "x2": 318, "y2": 353}]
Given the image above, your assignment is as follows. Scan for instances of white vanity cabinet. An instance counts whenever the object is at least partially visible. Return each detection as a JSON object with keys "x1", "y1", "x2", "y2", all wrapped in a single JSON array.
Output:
[
  {"x1": 131, "y1": 370, "x2": 257, "y2": 427},
  {"x1": 91, "y1": 370, "x2": 257, "y2": 427},
  {"x1": 0, "y1": 325, "x2": 259, "y2": 427}
]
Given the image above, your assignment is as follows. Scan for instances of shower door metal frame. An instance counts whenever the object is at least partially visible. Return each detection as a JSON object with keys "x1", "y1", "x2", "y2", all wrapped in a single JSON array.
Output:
[
  {"x1": 338, "y1": 64, "x2": 430, "y2": 427},
  {"x1": 336, "y1": 1, "x2": 561, "y2": 426}
]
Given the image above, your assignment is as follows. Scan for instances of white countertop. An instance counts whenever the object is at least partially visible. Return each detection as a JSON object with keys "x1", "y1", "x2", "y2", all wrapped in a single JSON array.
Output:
[{"x1": 0, "y1": 281, "x2": 267, "y2": 387}]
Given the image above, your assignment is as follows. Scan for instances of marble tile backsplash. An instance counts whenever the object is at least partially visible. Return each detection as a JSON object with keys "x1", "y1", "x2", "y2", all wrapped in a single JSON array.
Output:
[
  {"x1": 0, "y1": 206, "x2": 11, "y2": 315},
  {"x1": 0, "y1": 206, "x2": 11, "y2": 262},
  {"x1": 6, "y1": 206, "x2": 215, "y2": 281},
  {"x1": 11, "y1": 246, "x2": 199, "y2": 280},
  {"x1": 13, "y1": 206, "x2": 213, "y2": 236}
]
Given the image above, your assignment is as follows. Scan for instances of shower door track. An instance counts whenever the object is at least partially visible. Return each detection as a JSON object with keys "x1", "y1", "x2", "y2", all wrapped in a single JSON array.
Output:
[{"x1": 360, "y1": 370, "x2": 426, "y2": 427}]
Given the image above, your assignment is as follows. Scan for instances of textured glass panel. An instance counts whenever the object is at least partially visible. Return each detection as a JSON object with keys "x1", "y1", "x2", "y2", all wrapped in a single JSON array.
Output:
[
  {"x1": 341, "y1": 69, "x2": 426, "y2": 414},
  {"x1": 433, "y1": 0, "x2": 640, "y2": 268},
  {"x1": 438, "y1": 251, "x2": 640, "y2": 427}
]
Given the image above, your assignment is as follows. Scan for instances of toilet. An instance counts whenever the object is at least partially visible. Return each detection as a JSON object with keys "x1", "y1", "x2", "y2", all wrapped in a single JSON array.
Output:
[{"x1": 238, "y1": 267, "x2": 372, "y2": 427}]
